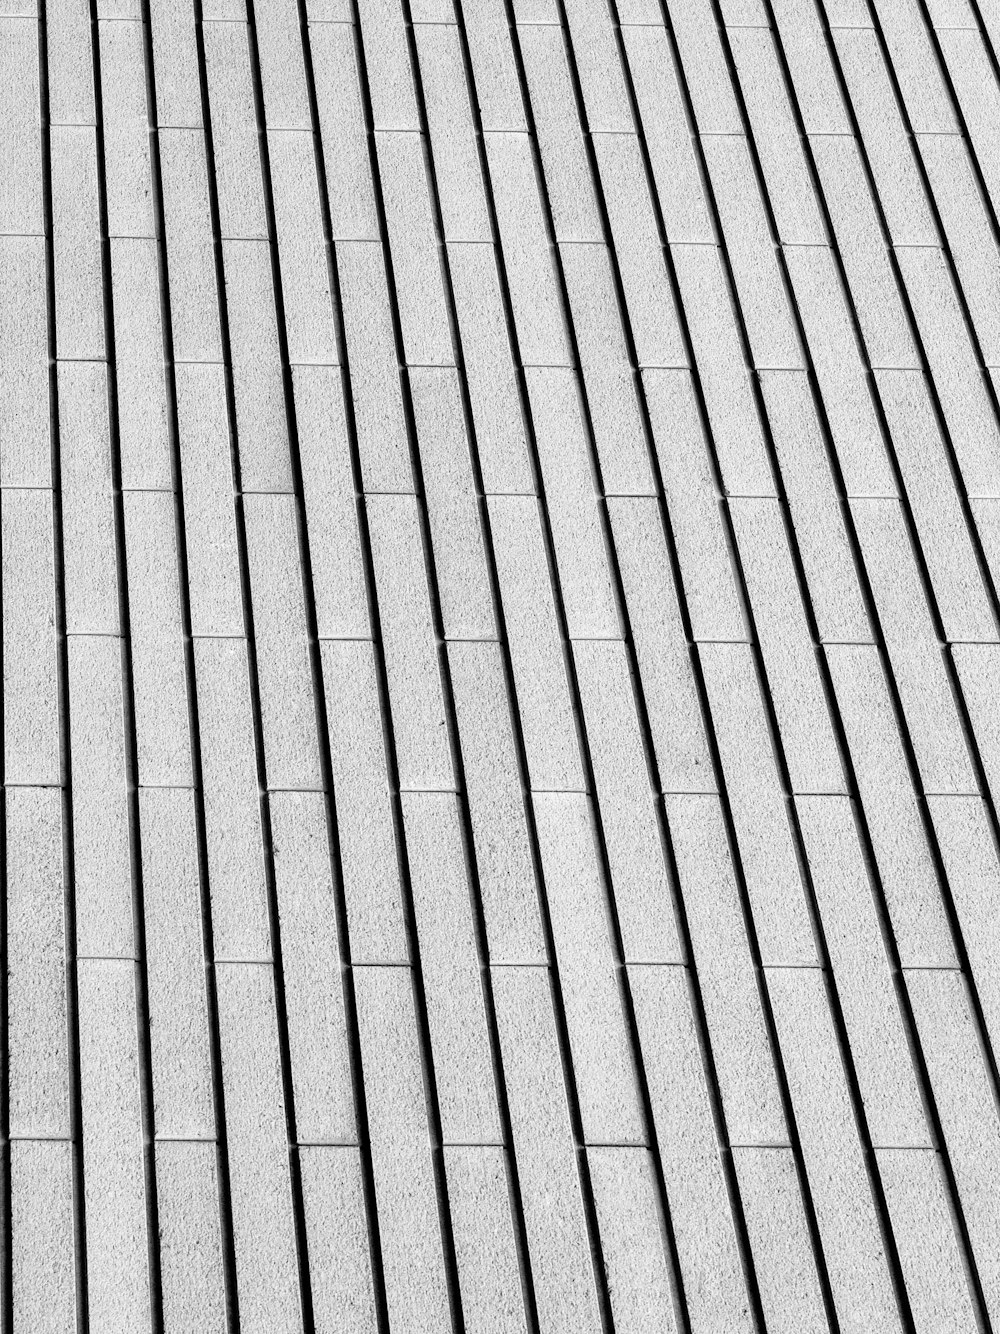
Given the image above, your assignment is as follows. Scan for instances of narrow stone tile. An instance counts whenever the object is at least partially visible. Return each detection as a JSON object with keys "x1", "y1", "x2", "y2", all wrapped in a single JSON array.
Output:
[
  {"x1": 312, "y1": 22, "x2": 380, "y2": 242},
  {"x1": 203, "y1": 20, "x2": 267, "y2": 240},
  {"x1": 300, "y1": 1147, "x2": 378, "y2": 1332},
  {"x1": 12, "y1": 1141, "x2": 75, "y2": 1333},
  {"x1": 0, "y1": 16, "x2": 42, "y2": 235},
  {"x1": 0, "y1": 236, "x2": 49, "y2": 487},
  {"x1": 256, "y1": 0, "x2": 310, "y2": 129},
  {"x1": 160, "y1": 130, "x2": 223, "y2": 363},
  {"x1": 99, "y1": 19, "x2": 154, "y2": 240},
  {"x1": 444, "y1": 1146, "x2": 528, "y2": 1334},
  {"x1": 357, "y1": 0, "x2": 420, "y2": 131},
  {"x1": 157, "y1": 1142, "x2": 228, "y2": 1334}
]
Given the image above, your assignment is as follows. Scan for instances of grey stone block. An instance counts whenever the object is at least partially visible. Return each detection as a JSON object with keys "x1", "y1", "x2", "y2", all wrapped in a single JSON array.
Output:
[
  {"x1": 156, "y1": 1141, "x2": 228, "y2": 1334},
  {"x1": 257, "y1": 0, "x2": 310, "y2": 129},
  {"x1": 525, "y1": 365, "x2": 620, "y2": 638},
  {"x1": 7, "y1": 788, "x2": 69, "y2": 1137},
  {"x1": 574, "y1": 639, "x2": 681, "y2": 962},
  {"x1": 300, "y1": 1147, "x2": 378, "y2": 1333},
  {"x1": 52, "y1": 125, "x2": 105, "y2": 361},
  {"x1": 357, "y1": 0, "x2": 419, "y2": 130},
  {"x1": 47, "y1": 0, "x2": 95, "y2": 125},
  {"x1": 3, "y1": 489, "x2": 59, "y2": 785},
  {"x1": 60, "y1": 361, "x2": 118, "y2": 636},
  {"x1": 488, "y1": 495, "x2": 584, "y2": 791},
  {"x1": 533, "y1": 792, "x2": 644, "y2": 1143},
  {"x1": 311, "y1": 22, "x2": 379, "y2": 242},
  {"x1": 149, "y1": 0, "x2": 201, "y2": 129},
  {"x1": 664, "y1": 0, "x2": 741, "y2": 133},
  {"x1": 700, "y1": 643, "x2": 817, "y2": 965},
  {"x1": 194, "y1": 636, "x2": 270, "y2": 961},
  {"x1": 244, "y1": 493, "x2": 322, "y2": 790},
  {"x1": 139, "y1": 788, "x2": 214, "y2": 1139},
  {"x1": 0, "y1": 17, "x2": 42, "y2": 234},
  {"x1": 111, "y1": 239, "x2": 171, "y2": 490},
  {"x1": 410, "y1": 366, "x2": 495, "y2": 640},
  {"x1": 462, "y1": 0, "x2": 525, "y2": 130},
  {"x1": 444, "y1": 1146, "x2": 528, "y2": 1334},
  {"x1": 416, "y1": 24, "x2": 491, "y2": 242},
  {"x1": 448, "y1": 641, "x2": 546, "y2": 963},
  {"x1": 771, "y1": 0, "x2": 850, "y2": 132},
  {"x1": 271, "y1": 791, "x2": 355, "y2": 1143},
  {"x1": 366, "y1": 493, "x2": 454, "y2": 790},
  {"x1": 203, "y1": 20, "x2": 267, "y2": 239},
  {"x1": 321, "y1": 639, "x2": 408, "y2": 963},
  {"x1": 873, "y1": 0, "x2": 955, "y2": 133},
  {"x1": 562, "y1": 0, "x2": 632, "y2": 131},
  {"x1": 125, "y1": 491, "x2": 192, "y2": 787},
  {"x1": 11, "y1": 1141, "x2": 75, "y2": 1334},
  {"x1": 0, "y1": 236, "x2": 49, "y2": 487},
  {"x1": 160, "y1": 130, "x2": 223, "y2": 363},
  {"x1": 99, "y1": 19, "x2": 154, "y2": 240},
  {"x1": 491, "y1": 965, "x2": 603, "y2": 1334}
]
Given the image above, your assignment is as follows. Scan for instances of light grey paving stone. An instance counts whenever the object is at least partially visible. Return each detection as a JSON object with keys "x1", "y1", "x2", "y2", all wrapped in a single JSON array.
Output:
[
  {"x1": 3, "y1": 491, "x2": 59, "y2": 786},
  {"x1": 203, "y1": 20, "x2": 267, "y2": 239},
  {"x1": 0, "y1": 236, "x2": 48, "y2": 487},
  {"x1": 512, "y1": 0, "x2": 556, "y2": 21},
  {"x1": 366, "y1": 494, "x2": 453, "y2": 790},
  {"x1": 300, "y1": 1148, "x2": 378, "y2": 1334},
  {"x1": 851, "y1": 498, "x2": 976, "y2": 793},
  {"x1": 338, "y1": 241, "x2": 412, "y2": 492},
  {"x1": 321, "y1": 640, "x2": 408, "y2": 963},
  {"x1": 269, "y1": 131, "x2": 338, "y2": 366},
  {"x1": 719, "y1": 0, "x2": 768, "y2": 19},
  {"x1": 354, "y1": 965, "x2": 452, "y2": 1332},
  {"x1": 357, "y1": 0, "x2": 420, "y2": 129},
  {"x1": 519, "y1": 24, "x2": 602, "y2": 242},
  {"x1": 928, "y1": 796, "x2": 1000, "y2": 1062},
  {"x1": 46, "y1": 0, "x2": 94, "y2": 125},
  {"x1": 203, "y1": 0, "x2": 246, "y2": 14},
  {"x1": 11, "y1": 1141, "x2": 75, "y2": 1334},
  {"x1": 140, "y1": 789, "x2": 214, "y2": 1141},
  {"x1": 149, "y1": 0, "x2": 201, "y2": 128},
  {"x1": 771, "y1": 0, "x2": 850, "y2": 132},
  {"x1": 176, "y1": 364, "x2": 243, "y2": 638},
  {"x1": 52, "y1": 125, "x2": 104, "y2": 361},
  {"x1": 271, "y1": 792, "x2": 355, "y2": 1143},
  {"x1": 825, "y1": 644, "x2": 957, "y2": 967},
  {"x1": 731, "y1": 499, "x2": 845, "y2": 794},
  {"x1": 448, "y1": 243, "x2": 533, "y2": 495},
  {"x1": 877, "y1": 1147, "x2": 978, "y2": 1334},
  {"x1": 644, "y1": 369, "x2": 747, "y2": 643},
  {"x1": 761, "y1": 371, "x2": 871, "y2": 643},
  {"x1": 534, "y1": 792, "x2": 644, "y2": 1144},
  {"x1": 0, "y1": 18, "x2": 42, "y2": 234},
  {"x1": 156, "y1": 1141, "x2": 227, "y2": 1334},
  {"x1": 489, "y1": 496, "x2": 584, "y2": 791},
  {"x1": 70, "y1": 636, "x2": 133, "y2": 960},
  {"x1": 525, "y1": 366, "x2": 620, "y2": 637},
  {"x1": 7, "y1": 789, "x2": 69, "y2": 1138},
  {"x1": 907, "y1": 969, "x2": 1000, "y2": 1324},
  {"x1": 938, "y1": 28, "x2": 1000, "y2": 211},
  {"x1": 311, "y1": 22, "x2": 379, "y2": 242},
  {"x1": 783, "y1": 245, "x2": 897, "y2": 498},
  {"x1": 630, "y1": 965, "x2": 755, "y2": 1333},
  {"x1": 924, "y1": 0, "x2": 976, "y2": 20},
  {"x1": 811, "y1": 136, "x2": 918, "y2": 370},
  {"x1": 491, "y1": 966, "x2": 603, "y2": 1334},
  {"x1": 223, "y1": 239, "x2": 293, "y2": 492},
  {"x1": 485, "y1": 131, "x2": 571, "y2": 366},
  {"x1": 574, "y1": 639, "x2": 681, "y2": 963},
  {"x1": 445, "y1": 1146, "x2": 528, "y2": 1334},
  {"x1": 462, "y1": 0, "x2": 525, "y2": 131},
  {"x1": 558, "y1": 244, "x2": 655, "y2": 496},
  {"x1": 703, "y1": 136, "x2": 803, "y2": 369},
  {"x1": 60, "y1": 362, "x2": 118, "y2": 636},
  {"x1": 403, "y1": 793, "x2": 501, "y2": 1142},
  {"x1": 622, "y1": 25, "x2": 714, "y2": 242},
  {"x1": 733, "y1": 1148, "x2": 827, "y2": 1334},
  {"x1": 833, "y1": 28, "x2": 938, "y2": 247},
  {"x1": 160, "y1": 130, "x2": 223, "y2": 363},
  {"x1": 700, "y1": 643, "x2": 817, "y2": 965},
  {"x1": 78, "y1": 960, "x2": 150, "y2": 1332},
  {"x1": 877, "y1": 369, "x2": 996, "y2": 642},
  {"x1": 416, "y1": 24, "x2": 490, "y2": 242},
  {"x1": 895, "y1": 246, "x2": 1000, "y2": 499},
  {"x1": 591, "y1": 133, "x2": 687, "y2": 370},
  {"x1": 112, "y1": 240, "x2": 170, "y2": 490},
  {"x1": 666, "y1": 794, "x2": 786, "y2": 1145},
  {"x1": 99, "y1": 20, "x2": 153, "y2": 239},
  {"x1": 796, "y1": 795, "x2": 928, "y2": 1148},
  {"x1": 729, "y1": 28, "x2": 826, "y2": 245},
  {"x1": 256, "y1": 0, "x2": 309, "y2": 128},
  {"x1": 244, "y1": 493, "x2": 322, "y2": 790},
  {"x1": 410, "y1": 366, "x2": 494, "y2": 640},
  {"x1": 672, "y1": 245, "x2": 775, "y2": 496},
  {"x1": 448, "y1": 641, "x2": 546, "y2": 963},
  {"x1": 664, "y1": 0, "x2": 741, "y2": 132},
  {"x1": 920, "y1": 135, "x2": 1000, "y2": 367},
  {"x1": 292, "y1": 365, "x2": 369, "y2": 639},
  {"x1": 194, "y1": 637, "x2": 270, "y2": 961},
  {"x1": 616, "y1": 0, "x2": 661, "y2": 19},
  {"x1": 216, "y1": 963, "x2": 301, "y2": 1332},
  {"x1": 588, "y1": 1148, "x2": 677, "y2": 1334},
  {"x1": 377, "y1": 133, "x2": 453, "y2": 367},
  {"x1": 125, "y1": 492, "x2": 192, "y2": 787},
  {"x1": 608, "y1": 499, "x2": 716, "y2": 791},
  {"x1": 767, "y1": 966, "x2": 903, "y2": 1333},
  {"x1": 562, "y1": 0, "x2": 633, "y2": 131}
]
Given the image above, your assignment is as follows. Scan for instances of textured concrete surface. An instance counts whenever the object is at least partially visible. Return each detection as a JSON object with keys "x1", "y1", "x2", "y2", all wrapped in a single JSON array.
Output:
[{"x1": 6, "y1": 0, "x2": 1000, "y2": 1329}]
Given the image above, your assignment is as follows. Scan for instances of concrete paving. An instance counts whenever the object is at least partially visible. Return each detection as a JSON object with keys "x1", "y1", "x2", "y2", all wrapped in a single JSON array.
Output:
[{"x1": 3, "y1": 0, "x2": 1000, "y2": 1329}]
